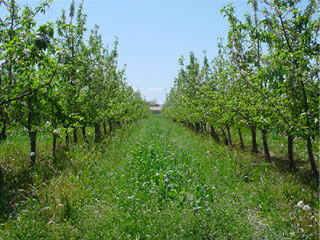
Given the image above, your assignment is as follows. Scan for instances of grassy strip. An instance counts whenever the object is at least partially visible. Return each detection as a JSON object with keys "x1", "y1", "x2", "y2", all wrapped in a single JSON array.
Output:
[
  {"x1": 221, "y1": 126, "x2": 319, "y2": 173},
  {"x1": 0, "y1": 115, "x2": 318, "y2": 239}
]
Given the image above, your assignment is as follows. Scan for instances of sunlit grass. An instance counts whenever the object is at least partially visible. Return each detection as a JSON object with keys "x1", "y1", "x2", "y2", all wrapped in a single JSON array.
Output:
[{"x1": 0, "y1": 115, "x2": 318, "y2": 239}]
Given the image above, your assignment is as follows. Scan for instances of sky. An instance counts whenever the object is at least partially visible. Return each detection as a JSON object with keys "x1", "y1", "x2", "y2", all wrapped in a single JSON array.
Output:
[{"x1": 4, "y1": 0, "x2": 251, "y2": 104}]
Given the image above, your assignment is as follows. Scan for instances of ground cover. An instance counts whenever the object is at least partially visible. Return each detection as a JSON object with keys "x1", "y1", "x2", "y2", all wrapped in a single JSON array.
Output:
[{"x1": 0, "y1": 115, "x2": 318, "y2": 239}]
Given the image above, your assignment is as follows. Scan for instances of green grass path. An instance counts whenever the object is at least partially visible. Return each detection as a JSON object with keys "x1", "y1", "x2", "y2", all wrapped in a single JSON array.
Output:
[{"x1": 1, "y1": 115, "x2": 318, "y2": 239}]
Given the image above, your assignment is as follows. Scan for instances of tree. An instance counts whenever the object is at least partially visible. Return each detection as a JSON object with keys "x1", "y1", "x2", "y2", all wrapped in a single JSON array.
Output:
[
  {"x1": 261, "y1": 0, "x2": 319, "y2": 176},
  {"x1": 0, "y1": 0, "x2": 55, "y2": 166}
]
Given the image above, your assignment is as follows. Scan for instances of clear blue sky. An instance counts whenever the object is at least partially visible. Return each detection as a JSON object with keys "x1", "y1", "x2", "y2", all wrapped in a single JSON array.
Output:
[{"x1": 9, "y1": 0, "x2": 251, "y2": 104}]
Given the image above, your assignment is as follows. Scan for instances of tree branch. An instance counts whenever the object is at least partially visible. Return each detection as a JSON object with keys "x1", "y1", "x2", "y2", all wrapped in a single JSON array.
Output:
[{"x1": 0, "y1": 68, "x2": 57, "y2": 106}]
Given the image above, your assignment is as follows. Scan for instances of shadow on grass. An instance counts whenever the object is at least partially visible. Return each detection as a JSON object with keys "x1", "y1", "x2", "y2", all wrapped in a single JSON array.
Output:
[
  {"x1": 230, "y1": 144, "x2": 319, "y2": 188},
  {"x1": 0, "y1": 146, "x2": 72, "y2": 222},
  {"x1": 0, "y1": 167, "x2": 32, "y2": 221},
  {"x1": 269, "y1": 156, "x2": 319, "y2": 187},
  {"x1": 0, "y1": 129, "x2": 117, "y2": 223},
  {"x1": 181, "y1": 123, "x2": 319, "y2": 188}
]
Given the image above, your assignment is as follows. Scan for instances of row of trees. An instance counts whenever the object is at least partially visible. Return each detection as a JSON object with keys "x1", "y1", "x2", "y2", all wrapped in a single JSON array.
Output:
[
  {"x1": 0, "y1": 0, "x2": 149, "y2": 166},
  {"x1": 163, "y1": 0, "x2": 319, "y2": 178}
]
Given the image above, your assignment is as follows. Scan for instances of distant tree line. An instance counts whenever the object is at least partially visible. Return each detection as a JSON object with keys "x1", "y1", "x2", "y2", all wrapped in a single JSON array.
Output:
[{"x1": 147, "y1": 99, "x2": 160, "y2": 107}]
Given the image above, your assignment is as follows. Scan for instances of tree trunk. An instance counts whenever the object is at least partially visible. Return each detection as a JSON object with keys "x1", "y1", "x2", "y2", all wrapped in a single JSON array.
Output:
[
  {"x1": 307, "y1": 137, "x2": 319, "y2": 178},
  {"x1": 94, "y1": 122, "x2": 102, "y2": 143},
  {"x1": 261, "y1": 129, "x2": 271, "y2": 161},
  {"x1": 27, "y1": 96, "x2": 37, "y2": 167},
  {"x1": 221, "y1": 128, "x2": 229, "y2": 146},
  {"x1": 65, "y1": 129, "x2": 69, "y2": 147},
  {"x1": 238, "y1": 128, "x2": 245, "y2": 149},
  {"x1": 109, "y1": 120, "x2": 113, "y2": 133},
  {"x1": 29, "y1": 130, "x2": 37, "y2": 167},
  {"x1": 195, "y1": 123, "x2": 200, "y2": 133},
  {"x1": 201, "y1": 122, "x2": 206, "y2": 133},
  {"x1": 73, "y1": 127, "x2": 78, "y2": 144},
  {"x1": 210, "y1": 125, "x2": 220, "y2": 142},
  {"x1": 297, "y1": 76, "x2": 319, "y2": 178},
  {"x1": 287, "y1": 133, "x2": 295, "y2": 170},
  {"x1": 250, "y1": 126, "x2": 258, "y2": 153},
  {"x1": 103, "y1": 122, "x2": 108, "y2": 135},
  {"x1": 0, "y1": 121, "x2": 7, "y2": 141},
  {"x1": 81, "y1": 126, "x2": 88, "y2": 144},
  {"x1": 52, "y1": 133, "x2": 57, "y2": 158},
  {"x1": 0, "y1": 166, "x2": 3, "y2": 189},
  {"x1": 226, "y1": 123, "x2": 232, "y2": 146}
]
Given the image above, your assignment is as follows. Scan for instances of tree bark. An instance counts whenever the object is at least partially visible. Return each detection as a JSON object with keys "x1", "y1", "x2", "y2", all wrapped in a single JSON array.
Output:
[
  {"x1": 226, "y1": 123, "x2": 232, "y2": 146},
  {"x1": 250, "y1": 125, "x2": 258, "y2": 153},
  {"x1": 221, "y1": 128, "x2": 229, "y2": 146},
  {"x1": 297, "y1": 72, "x2": 319, "y2": 178},
  {"x1": 201, "y1": 122, "x2": 206, "y2": 133},
  {"x1": 210, "y1": 125, "x2": 220, "y2": 142},
  {"x1": 0, "y1": 123, "x2": 6, "y2": 141},
  {"x1": 27, "y1": 96, "x2": 37, "y2": 167},
  {"x1": 238, "y1": 128, "x2": 245, "y2": 149},
  {"x1": 81, "y1": 126, "x2": 88, "y2": 144},
  {"x1": 195, "y1": 123, "x2": 200, "y2": 133},
  {"x1": 0, "y1": 109, "x2": 8, "y2": 141},
  {"x1": 287, "y1": 133, "x2": 295, "y2": 170},
  {"x1": 109, "y1": 120, "x2": 113, "y2": 133},
  {"x1": 103, "y1": 122, "x2": 108, "y2": 135},
  {"x1": 307, "y1": 137, "x2": 319, "y2": 178},
  {"x1": 73, "y1": 127, "x2": 78, "y2": 144},
  {"x1": 52, "y1": 133, "x2": 57, "y2": 158},
  {"x1": 94, "y1": 122, "x2": 102, "y2": 143},
  {"x1": 261, "y1": 129, "x2": 270, "y2": 161},
  {"x1": 65, "y1": 130, "x2": 69, "y2": 147},
  {"x1": 0, "y1": 166, "x2": 3, "y2": 189}
]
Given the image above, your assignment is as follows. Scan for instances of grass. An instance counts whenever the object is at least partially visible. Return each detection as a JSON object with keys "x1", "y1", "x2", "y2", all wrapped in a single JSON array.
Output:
[
  {"x1": 0, "y1": 115, "x2": 319, "y2": 239},
  {"x1": 225, "y1": 126, "x2": 319, "y2": 173}
]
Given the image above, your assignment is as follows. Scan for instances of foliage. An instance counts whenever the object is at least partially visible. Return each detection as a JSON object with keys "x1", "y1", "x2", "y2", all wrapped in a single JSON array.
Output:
[
  {"x1": 0, "y1": 0, "x2": 149, "y2": 166},
  {"x1": 163, "y1": 0, "x2": 319, "y2": 178},
  {"x1": 0, "y1": 115, "x2": 318, "y2": 239}
]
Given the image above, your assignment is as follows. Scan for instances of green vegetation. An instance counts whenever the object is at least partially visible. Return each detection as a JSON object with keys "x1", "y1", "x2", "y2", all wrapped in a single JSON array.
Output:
[
  {"x1": 1, "y1": 115, "x2": 318, "y2": 239},
  {"x1": 0, "y1": 0, "x2": 149, "y2": 174},
  {"x1": 163, "y1": 0, "x2": 319, "y2": 178},
  {"x1": 0, "y1": 0, "x2": 319, "y2": 238}
]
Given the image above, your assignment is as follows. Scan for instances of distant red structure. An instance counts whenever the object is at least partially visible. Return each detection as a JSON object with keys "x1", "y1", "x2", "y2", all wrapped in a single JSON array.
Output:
[{"x1": 150, "y1": 106, "x2": 162, "y2": 114}]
